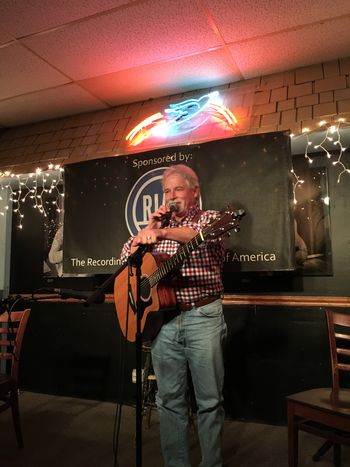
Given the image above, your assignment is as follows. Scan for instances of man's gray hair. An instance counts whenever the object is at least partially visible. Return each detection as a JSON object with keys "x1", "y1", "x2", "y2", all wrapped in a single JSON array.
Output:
[{"x1": 162, "y1": 164, "x2": 200, "y2": 190}]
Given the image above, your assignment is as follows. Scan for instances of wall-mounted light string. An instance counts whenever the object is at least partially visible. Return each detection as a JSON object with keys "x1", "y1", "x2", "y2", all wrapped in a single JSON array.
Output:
[
  {"x1": 291, "y1": 168, "x2": 304, "y2": 205},
  {"x1": 291, "y1": 119, "x2": 350, "y2": 184},
  {"x1": 0, "y1": 164, "x2": 64, "y2": 229}
]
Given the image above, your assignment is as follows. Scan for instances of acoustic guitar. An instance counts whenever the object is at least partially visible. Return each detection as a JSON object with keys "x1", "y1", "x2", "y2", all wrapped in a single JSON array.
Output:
[{"x1": 114, "y1": 207, "x2": 245, "y2": 342}]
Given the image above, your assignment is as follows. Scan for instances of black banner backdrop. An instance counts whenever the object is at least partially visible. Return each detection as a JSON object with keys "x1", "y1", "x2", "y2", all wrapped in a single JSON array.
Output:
[{"x1": 63, "y1": 132, "x2": 294, "y2": 276}]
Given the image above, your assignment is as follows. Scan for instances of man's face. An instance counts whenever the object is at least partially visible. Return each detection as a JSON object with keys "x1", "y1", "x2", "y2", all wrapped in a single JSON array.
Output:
[{"x1": 163, "y1": 174, "x2": 198, "y2": 218}]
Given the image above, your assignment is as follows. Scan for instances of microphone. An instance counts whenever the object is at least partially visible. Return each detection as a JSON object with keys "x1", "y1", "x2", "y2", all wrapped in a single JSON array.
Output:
[
  {"x1": 160, "y1": 202, "x2": 179, "y2": 228},
  {"x1": 51, "y1": 288, "x2": 105, "y2": 303}
]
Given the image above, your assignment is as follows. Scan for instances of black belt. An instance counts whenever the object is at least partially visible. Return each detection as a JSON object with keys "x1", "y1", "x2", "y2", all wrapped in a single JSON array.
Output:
[{"x1": 177, "y1": 295, "x2": 221, "y2": 311}]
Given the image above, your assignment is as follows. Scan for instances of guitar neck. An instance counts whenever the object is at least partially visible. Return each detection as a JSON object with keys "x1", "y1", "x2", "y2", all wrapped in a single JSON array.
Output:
[
  {"x1": 145, "y1": 207, "x2": 244, "y2": 289},
  {"x1": 148, "y1": 230, "x2": 205, "y2": 288}
]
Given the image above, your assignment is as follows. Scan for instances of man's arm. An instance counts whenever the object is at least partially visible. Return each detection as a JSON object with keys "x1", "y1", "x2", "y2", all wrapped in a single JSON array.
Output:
[
  {"x1": 127, "y1": 203, "x2": 197, "y2": 254},
  {"x1": 130, "y1": 226, "x2": 196, "y2": 254}
]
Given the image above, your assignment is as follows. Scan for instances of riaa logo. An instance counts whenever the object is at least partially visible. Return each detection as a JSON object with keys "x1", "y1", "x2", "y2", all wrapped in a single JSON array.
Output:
[{"x1": 125, "y1": 167, "x2": 166, "y2": 236}]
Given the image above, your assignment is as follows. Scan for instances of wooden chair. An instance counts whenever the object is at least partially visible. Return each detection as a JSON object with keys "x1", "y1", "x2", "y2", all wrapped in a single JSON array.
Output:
[
  {"x1": 0, "y1": 309, "x2": 31, "y2": 448},
  {"x1": 287, "y1": 309, "x2": 350, "y2": 467}
]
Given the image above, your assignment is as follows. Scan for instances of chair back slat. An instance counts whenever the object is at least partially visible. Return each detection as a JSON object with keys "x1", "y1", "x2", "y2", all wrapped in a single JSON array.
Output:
[
  {"x1": 0, "y1": 339, "x2": 16, "y2": 347},
  {"x1": 0, "y1": 352, "x2": 13, "y2": 359},
  {"x1": 335, "y1": 332, "x2": 350, "y2": 341},
  {"x1": 0, "y1": 326, "x2": 18, "y2": 334},
  {"x1": 325, "y1": 309, "x2": 350, "y2": 391},
  {"x1": 0, "y1": 309, "x2": 31, "y2": 381},
  {"x1": 337, "y1": 363, "x2": 350, "y2": 372}
]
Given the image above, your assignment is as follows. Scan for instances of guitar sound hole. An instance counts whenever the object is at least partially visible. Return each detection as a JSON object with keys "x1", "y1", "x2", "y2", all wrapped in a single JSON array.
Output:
[{"x1": 141, "y1": 276, "x2": 151, "y2": 302}]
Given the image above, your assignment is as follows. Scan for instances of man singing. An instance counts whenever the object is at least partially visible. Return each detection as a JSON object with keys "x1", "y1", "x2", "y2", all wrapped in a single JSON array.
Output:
[{"x1": 121, "y1": 164, "x2": 227, "y2": 467}]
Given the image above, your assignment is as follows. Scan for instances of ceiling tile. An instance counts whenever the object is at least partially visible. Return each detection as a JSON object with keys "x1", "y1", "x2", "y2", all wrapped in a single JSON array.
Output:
[
  {"x1": 0, "y1": 0, "x2": 135, "y2": 37},
  {"x1": 229, "y1": 18, "x2": 350, "y2": 78},
  {"x1": 79, "y1": 49, "x2": 242, "y2": 105},
  {"x1": 22, "y1": 0, "x2": 221, "y2": 80},
  {"x1": 0, "y1": 42, "x2": 70, "y2": 100},
  {"x1": 0, "y1": 84, "x2": 108, "y2": 127},
  {"x1": 208, "y1": 0, "x2": 350, "y2": 43},
  {"x1": 0, "y1": 0, "x2": 350, "y2": 129},
  {"x1": 0, "y1": 27, "x2": 14, "y2": 45}
]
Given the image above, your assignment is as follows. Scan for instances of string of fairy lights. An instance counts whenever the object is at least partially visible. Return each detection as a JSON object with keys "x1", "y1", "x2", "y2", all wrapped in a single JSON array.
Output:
[
  {"x1": 290, "y1": 168, "x2": 304, "y2": 205},
  {"x1": 0, "y1": 164, "x2": 64, "y2": 229},
  {"x1": 290, "y1": 118, "x2": 350, "y2": 202}
]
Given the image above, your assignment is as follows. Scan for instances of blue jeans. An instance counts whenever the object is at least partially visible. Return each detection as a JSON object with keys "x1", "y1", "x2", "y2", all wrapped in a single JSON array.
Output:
[{"x1": 151, "y1": 299, "x2": 227, "y2": 467}]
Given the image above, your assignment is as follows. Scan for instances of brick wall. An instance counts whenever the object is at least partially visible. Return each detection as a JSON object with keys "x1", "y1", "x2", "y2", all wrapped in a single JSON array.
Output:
[{"x1": 0, "y1": 56, "x2": 350, "y2": 174}]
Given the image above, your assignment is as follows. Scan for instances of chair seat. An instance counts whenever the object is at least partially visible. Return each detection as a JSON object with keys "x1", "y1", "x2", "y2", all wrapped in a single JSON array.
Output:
[{"x1": 287, "y1": 388, "x2": 350, "y2": 416}]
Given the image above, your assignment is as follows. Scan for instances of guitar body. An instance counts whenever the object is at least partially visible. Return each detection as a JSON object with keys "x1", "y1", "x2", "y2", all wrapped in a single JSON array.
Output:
[
  {"x1": 114, "y1": 252, "x2": 177, "y2": 342},
  {"x1": 114, "y1": 207, "x2": 245, "y2": 342}
]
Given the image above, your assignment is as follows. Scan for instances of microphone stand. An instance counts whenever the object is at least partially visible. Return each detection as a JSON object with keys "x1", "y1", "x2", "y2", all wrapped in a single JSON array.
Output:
[
  {"x1": 85, "y1": 246, "x2": 147, "y2": 467},
  {"x1": 84, "y1": 263, "x2": 128, "y2": 307},
  {"x1": 127, "y1": 248, "x2": 146, "y2": 467}
]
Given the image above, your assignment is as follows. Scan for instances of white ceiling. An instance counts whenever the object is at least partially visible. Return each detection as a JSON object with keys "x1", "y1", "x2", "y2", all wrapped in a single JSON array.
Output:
[{"x1": 0, "y1": 0, "x2": 350, "y2": 128}]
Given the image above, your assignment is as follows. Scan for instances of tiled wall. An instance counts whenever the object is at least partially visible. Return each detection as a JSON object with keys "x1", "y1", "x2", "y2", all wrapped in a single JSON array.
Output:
[{"x1": 0, "y1": 56, "x2": 350, "y2": 174}]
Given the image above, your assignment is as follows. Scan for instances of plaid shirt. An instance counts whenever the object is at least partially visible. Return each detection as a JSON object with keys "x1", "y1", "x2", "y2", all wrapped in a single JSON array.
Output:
[{"x1": 120, "y1": 205, "x2": 225, "y2": 304}]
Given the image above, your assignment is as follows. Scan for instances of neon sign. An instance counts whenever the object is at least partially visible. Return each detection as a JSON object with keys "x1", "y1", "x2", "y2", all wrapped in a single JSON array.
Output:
[{"x1": 126, "y1": 91, "x2": 239, "y2": 146}]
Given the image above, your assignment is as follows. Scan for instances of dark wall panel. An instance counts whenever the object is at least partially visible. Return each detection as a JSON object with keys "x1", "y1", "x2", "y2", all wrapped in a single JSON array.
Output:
[
  {"x1": 19, "y1": 302, "x2": 345, "y2": 424},
  {"x1": 223, "y1": 305, "x2": 331, "y2": 423},
  {"x1": 20, "y1": 302, "x2": 136, "y2": 403}
]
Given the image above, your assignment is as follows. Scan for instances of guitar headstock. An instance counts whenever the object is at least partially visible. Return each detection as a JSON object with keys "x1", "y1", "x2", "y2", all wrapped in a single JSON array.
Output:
[{"x1": 204, "y1": 207, "x2": 245, "y2": 239}]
